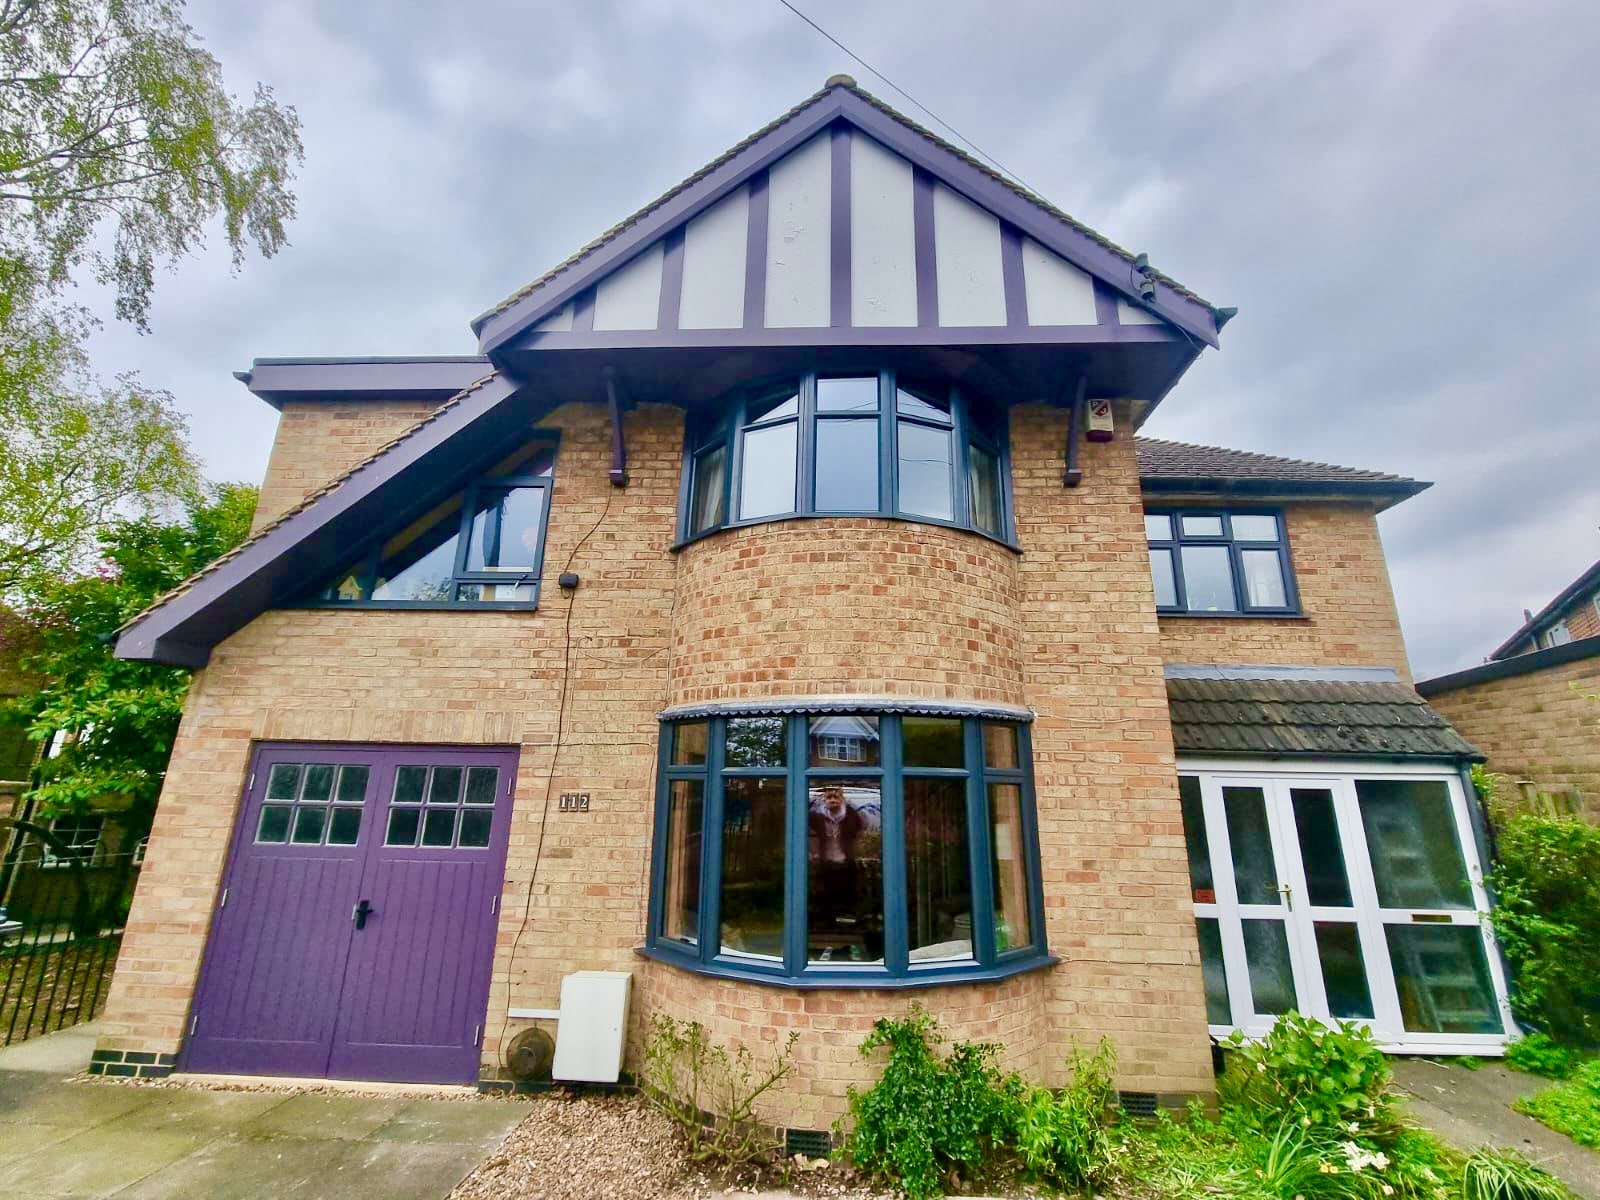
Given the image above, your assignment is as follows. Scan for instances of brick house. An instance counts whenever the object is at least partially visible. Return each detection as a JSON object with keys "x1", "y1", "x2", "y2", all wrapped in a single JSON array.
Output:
[
  {"x1": 1420, "y1": 559, "x2": 1600, "y2": 815},
  {"x1": 89, "y1": 79, "x2": 1512, "y2": 1126}
]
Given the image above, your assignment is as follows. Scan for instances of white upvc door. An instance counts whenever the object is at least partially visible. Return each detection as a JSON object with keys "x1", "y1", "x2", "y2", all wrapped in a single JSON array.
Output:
[{"x1": 1183, "y1": 761, "x2": 1514, "y2": 1055}]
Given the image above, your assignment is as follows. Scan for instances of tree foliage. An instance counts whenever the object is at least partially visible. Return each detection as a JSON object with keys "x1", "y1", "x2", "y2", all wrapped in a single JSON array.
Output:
[
  {"x1": 7, "y1": 482, "x2": 254, "y2": 820},
  {"x1": 0, "y1": 0, "x2": 300, "y2": 589}
]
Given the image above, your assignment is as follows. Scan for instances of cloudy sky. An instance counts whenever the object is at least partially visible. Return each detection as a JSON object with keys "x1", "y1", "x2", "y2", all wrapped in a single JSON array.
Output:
[{"x1": 82, "y1": 1, "x2": 1599, "y2": 679}]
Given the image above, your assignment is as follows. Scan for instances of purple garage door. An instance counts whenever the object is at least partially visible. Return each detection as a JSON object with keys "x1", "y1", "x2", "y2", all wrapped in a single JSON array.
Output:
[{"x1": 185, "y1": 744, "x2": 517, "y2": 1084}]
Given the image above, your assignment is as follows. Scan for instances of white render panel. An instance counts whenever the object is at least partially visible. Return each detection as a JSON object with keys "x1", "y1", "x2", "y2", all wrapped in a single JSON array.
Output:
[
  {"x1": 531, "y1": 303, "x2": 573, "y2": 333},
  {"x1": 764, "y1": 133, "x2": 832, "y2": 328},
  {"x1": 1021, "y1": 237, "x2": 1097, "y2": 326},
  {"x1": 592, "y1": 242, "x2": 664, "y2": 331},
  {"x1": 932, "y1": 183, "x2": 1006, "y2": 327},
  {"x1": 1117, "y1": 297, "x2": 1163, "y2": 325},
  {"x1": 850, "y1": 133, "x2": 917, "y2": 327},
  {"x1": 679, "y1": 186, "x2": 749, "y2": 329}
]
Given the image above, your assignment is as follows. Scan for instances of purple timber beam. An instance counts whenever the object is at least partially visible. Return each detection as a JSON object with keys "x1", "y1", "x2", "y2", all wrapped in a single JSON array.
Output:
[
  {"x1": 830, "y1": 125, "x2": 851, "y2": 328},
  {"x1": 912, "y1": 169, "x2": 938, "y2": 327},
  {"x1": 115, "y1": 373, "x2": 524, "y2": 665},
  {"x1": 744, "y1": 171, "x2": 770, "y2": 330},
  {"x1": 1093, "y1": 280, "x2": 1119, "y2": 327},
  {"x1": 999, "y1": 225, "x2": 1027, "y2": 328},
  {"x1": 503, "y1": 321, "x2": 1177, "y2": 355},
  {"x1": 657, "y1": 229, "x2": 685, "y2": 332},
  {"x1": 572, "y1": 287, "x2": 596, "y2": 333},
  {"x1": 604, "y1": 367, "x2": 629, "y2": 487}
]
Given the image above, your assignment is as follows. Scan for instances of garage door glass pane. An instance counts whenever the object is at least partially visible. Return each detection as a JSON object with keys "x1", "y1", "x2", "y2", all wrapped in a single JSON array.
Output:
[
  {"x1": 1385, "y1": 925, "x2": 1502, "y2": 1034},
  {"x1": 1357, "y1": 779, "x2": 1472, "y2": 909},
  {"x1": 1223, "y1": 786, "x2": 1278, "y2": 905},
  {"x1": 808, "y1": 779, "x2": 884, "y2": 963},
  {"x1": 458, "y1": 809, "x2": 492, "y2": 848},
  {"x1": 266, "y1": 764, "x2": 301, "y2": 801},
  {"x1": 327, "y1": 807, "x2": 362, "y2": 846},
  {"x1": 393, "y1": 767, "x2": 426, "y2": 805},
  {"x1": 464, "y1": 767, "x2": 498, "y2": 806},
  {"x1": 422, "y1": 809, "x2": 456, "y2": 847},
  {"x1": 905, "y1": 778, "x2": 972, "y2": 963},
  {"x1": 337, "y1": 766, "x2": 370, "y2": 804},
  {"x1": 663, "y1": 780, "x2": 703, "y2": 945},
  {"x1": 292, "y1": 806, "x2": 327, "y2": 845},
  {"x1": 257, "y1": 805, "x2": 292, "y2": 844},
  {"x1": 385, "y1": 807, "x2": 421, "y2": 847},
  {"x1": 720, "y1": 777, "x2": 785, "y2": 960},
  {"x1": 301, "y1": 765, "x2": 335, "y2": 803},
  {"x1": 1315, "y1": 921, "x2": 1374, "y2": 1019},
  {"x1": 428, "y1": 767, "x2": 464, "y2": 806},
  {"x1": 1242, "y1": 918, "x2": 1296, "y2": 1015},
  {"x1": 1196, "y1": 917, "x2": 1230, "y2": 1025}
]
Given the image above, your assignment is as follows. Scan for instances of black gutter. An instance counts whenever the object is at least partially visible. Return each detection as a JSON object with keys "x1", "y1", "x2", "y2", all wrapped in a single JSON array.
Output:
[{"x1": 1417, "y1": 635, "x2": 1600, "y2": 696}]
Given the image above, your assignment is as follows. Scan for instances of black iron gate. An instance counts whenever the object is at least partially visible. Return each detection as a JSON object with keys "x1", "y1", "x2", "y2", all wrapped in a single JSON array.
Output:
[{"x1": 0, "y1": 819, "x2": 131, "y2": 1046}]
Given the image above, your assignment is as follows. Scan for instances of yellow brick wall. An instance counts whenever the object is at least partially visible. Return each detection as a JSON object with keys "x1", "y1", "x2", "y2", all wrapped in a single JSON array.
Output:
[
  {"x1": 251, "y1": 399, "x2": 441, "y2": 532},
  {"x1": 1156, "y1": 503, "x2": 1413, "y2": 679},
  {"x1": 1424, "y1": 654, "x2": 1600, "y2": 813}
]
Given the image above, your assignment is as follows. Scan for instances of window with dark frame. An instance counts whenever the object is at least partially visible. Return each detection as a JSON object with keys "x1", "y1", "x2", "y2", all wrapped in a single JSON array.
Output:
[
  {"x1": 1145, "y1": 509, "x2": 1297, "y2": 615},
  {"x1": 311, "y1": 441, "x2": 557, "y2": 609},
  {"x1": 648, "y1": 711, "x2": 1047, "y2": 984},
  {"x1": 682, "y1": 370, "x2": 1012, "y2": 544}
]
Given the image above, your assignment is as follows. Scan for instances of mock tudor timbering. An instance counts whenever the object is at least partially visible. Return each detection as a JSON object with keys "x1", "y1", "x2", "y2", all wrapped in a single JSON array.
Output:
[{"x1": 95, "y1": 78, "x2": 1504, "y2": 1117}]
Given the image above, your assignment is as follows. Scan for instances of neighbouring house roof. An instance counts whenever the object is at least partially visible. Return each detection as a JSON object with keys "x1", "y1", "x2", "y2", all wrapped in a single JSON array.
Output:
[
  {"x1": 1489, "y1": 557, "x2": 1600, "y2": 660},
  {"x1": 1135, "y1": 438, "x2": 1429, "y2": 510},
  {"x1": 1417, "y1": 635, "x2": 1600, "y2": 696},
  {"x1": 1167, "y1": 675, "x2": 1481, "y2": 760},
  {"x1": 470, "y1": 77, "x2": 1225, "y2": 359}
]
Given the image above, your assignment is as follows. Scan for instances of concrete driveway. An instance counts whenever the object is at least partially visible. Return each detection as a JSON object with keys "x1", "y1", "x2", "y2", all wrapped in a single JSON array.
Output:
[{"x1": 0, "y1": 1025, "x2": 527, "y2": 1199}]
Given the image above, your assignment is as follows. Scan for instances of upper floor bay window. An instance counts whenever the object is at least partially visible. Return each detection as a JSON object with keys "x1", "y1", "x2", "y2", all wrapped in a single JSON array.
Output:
[
  {"x1": 648, "y1": 709, "x2": 1048, "y2": 985},
  {"x1": 311, "y1": 441, "x2": 556, "y2": 609},
  {"x1": 681, "y1": 370, "x2": 1012, "y2": 545},
  {"x1": 1146, "y1": 509, "x2": 1298, "y2": 615}
]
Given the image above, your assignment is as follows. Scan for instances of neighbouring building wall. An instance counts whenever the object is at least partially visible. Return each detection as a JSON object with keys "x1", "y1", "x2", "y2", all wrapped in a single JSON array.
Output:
[
  {"x1": 100, "y1": 396, "x2": 1215, "y2": 1127},
  {"x1": 1425, "y1": 654, "x2": 1600, "y2": 816},
  {"x1": 251, "y1": 399, "x2": 443, "y2": 533},
  {"x1": 1158, "y1": 502, "x2": 1412, "y2": 678}
]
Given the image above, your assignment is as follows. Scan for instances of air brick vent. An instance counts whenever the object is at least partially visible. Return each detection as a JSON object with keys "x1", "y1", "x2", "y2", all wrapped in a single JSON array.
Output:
[
  {"x1": 1119, "y1": 1090, "x2": 1160, "y2": 1117},
  {"x1": 785, "y1": 1128, "x2": 833, "y2": 1158}
]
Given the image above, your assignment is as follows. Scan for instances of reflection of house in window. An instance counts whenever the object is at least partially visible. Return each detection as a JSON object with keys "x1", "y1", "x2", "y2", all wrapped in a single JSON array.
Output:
[
  {"x1": 40, "y1": 815, "x2": 105, "y2": 868},
  {"x1": 810, "y1": 715, "x2": 880, "y2": 765}
]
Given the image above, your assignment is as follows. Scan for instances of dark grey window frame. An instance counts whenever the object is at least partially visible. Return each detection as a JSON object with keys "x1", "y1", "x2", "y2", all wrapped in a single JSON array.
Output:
[
  {"x1": 644, "y1": 710, "x2": 1052, "y2": 988},
  {"x1": 1147, "y1": 507, "x2": 1301, "y2": 617},
  {"x1": 306, "y1": 439, "x2": 558, "y2": 611},
  {"x1": 676, "y1": 369, "x2": 1017, "y2": 549}
]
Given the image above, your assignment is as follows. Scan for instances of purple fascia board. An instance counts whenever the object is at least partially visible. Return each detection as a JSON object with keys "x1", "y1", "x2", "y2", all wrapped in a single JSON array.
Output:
[
  {"x1": 239, "y1": 357, "x2": 492, "y2": 409},
  {"x1": 115, "y1": 373, "x2": 522, "y2": 666},
  {"x1": 501, "y1": 321, "x2": 1180, "y2": 356},
  {"x1": 473, "y1": 84, "x2": 1221, "y2": 358}
]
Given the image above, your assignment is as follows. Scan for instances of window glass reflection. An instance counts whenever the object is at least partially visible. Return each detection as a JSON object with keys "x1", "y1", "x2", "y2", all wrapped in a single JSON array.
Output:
[
  {"x1": 897, "y1": 420, "x2": 954, "y2": 521},
  {"x1": 808, "y1": 715, "x2": 881, "y2": 767},
  {"x1": 738, "y1": 422, "x2": 798, "y2": 519},
  {"x1": 807, "y1": 779, "x2": 884, "y2": 963},
  {"x1": 906, "y1": 778, "x2": 973, "y2": 962},
  {"x1": 721, "y1": 777, "x2": 786, "y2": 960},
  {"x1": 815, "y1": 418, "x2": 879, "y2": 511}
]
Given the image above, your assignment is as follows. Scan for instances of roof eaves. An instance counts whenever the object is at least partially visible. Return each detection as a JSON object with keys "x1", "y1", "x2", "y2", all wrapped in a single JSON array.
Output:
[
  {"x1": 1489, "y1": 558, "x2": 1600, "y2": 660},
  {"x1": 1419, "y1": 634, "x2": 1600, "y2": 695}
]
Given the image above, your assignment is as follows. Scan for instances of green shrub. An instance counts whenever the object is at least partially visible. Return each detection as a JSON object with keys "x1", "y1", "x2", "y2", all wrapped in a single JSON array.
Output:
[
  {"x1": 1504, "y1": 1033, "x2": 1578, "y2": 1080},
  {"x1": 1219, "y1": 1011, "x2": 1394, "y2": 1133},
  {"x1": 1514, "y1": 1060, "x2": 1600, "y2": 1149},
  {"x1": 640, "y1": 1014, "x2": 798, "y2": 1165},
  {"x1": 1490, "y1": 813, "x2": 1600, "y2": 1046},
  {"x1": 1014, "y1": 1038, "x2": 1124, "y2": 1191},
  {"x1": 1461, "y1": 1147, "x2": 1575, "y2": 1200},
  {"x1": 838, "y1": 1005, "x2": 1021, "y2": 1199}
]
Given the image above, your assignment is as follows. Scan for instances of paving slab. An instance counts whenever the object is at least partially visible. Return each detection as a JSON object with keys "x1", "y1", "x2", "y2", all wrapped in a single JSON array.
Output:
[
  {"x1": 0, "y1": 1120, "x2": 79, "y2": 1165},
  {"x1": 0, "y1": 1125, "x2": 209, "y2": 1197},
  {"x1": 0, "y1": 1079, "x2": 151, "y2": 1128},
  {"x1": 237, "y1": 1091, "x2": 412, "y2": 1141},
  {"x1": 1393, "y1": 1059, "x2": 1600, "y2": 1199},
  {"x1": 369, "y1": 1097, "x2": 526, "y2": 1146},
  {"x1": 97, "y1": 1086, "x2": 291, "y2": 1134},
  {"x1": 317, "y1": 1139, "x2": 501, "y2": 1199},
  {"x1": 109, "y1": 1133, "x2": 359, "y2": 1200},
  {"x1": 0, "y1": 1024, "x2": 101, "y2": 1074}
]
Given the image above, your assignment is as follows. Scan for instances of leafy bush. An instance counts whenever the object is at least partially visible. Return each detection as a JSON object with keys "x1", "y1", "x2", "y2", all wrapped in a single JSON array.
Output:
[
  {"x1": 1504, "y1": 1033, "x2": 1578, "y2": 1080},
  {"x1": 1013, "y1": 1038, "x2": 1124, "y2": 1191},
  {"x1": 640, "y1": 1014, "x2": 798, "y2": 1165},
  {"x1": 1489, "y1": 812, "x2": 1600, "y2": 1046},
  {"x1": 1514, "y1": 1060, "x2": 1600, "y2": 1150},
  {"x1": 1461, "y1": 1147, "x2": 1575, "y2": 1200},
  {"x1": 838, "y1": 1005, "x2": 1020, "y2": 1200},
  {"x1": 1219, "y1": 1011, "x2": 1394, "y2": 1133}
]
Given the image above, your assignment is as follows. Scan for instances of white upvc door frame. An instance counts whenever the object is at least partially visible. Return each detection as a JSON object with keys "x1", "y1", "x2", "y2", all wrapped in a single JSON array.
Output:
[{"x1": 1180, "y1": 757, "x2": 1516, "y2": 1056}]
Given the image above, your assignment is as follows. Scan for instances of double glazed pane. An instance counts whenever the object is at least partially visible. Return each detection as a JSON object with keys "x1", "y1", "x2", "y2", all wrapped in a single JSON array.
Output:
[
  {"x1": 967, "y1": 443, "x2": 1002, "y2": 534},
  {"x1": 815, "y1": 419, "x2": 879, "y2": 511},
  {"x1": 720, "y1": 777, "x2": 785, "y2": 959},
  {"x1": 1149, "y1": 549, "x2": 1178, "y2": 608},
  {"x1": 257, "y1": 762, "x2": 370, "y2": 847},
  {"x1": 384, "y1": 764, "x2": 498, "y2": 849},
  {"x1": 371, "y1": 504, "x2": 463, "y2": 602},
  {"x1": 897, "y1": 421, "x2": 954, "y2": 521},
  {"x1": 1356, "y1": 779, "x2": 1472, "y2": 909},
  {"x1": 809, "y1": 716, "x2": 880, "y2": 766},
  {"x1": 1223, "y1": 786, "x2": 1279, "y2": 905},
  {"x1": 817, "y1": 377, "x2": 878, "y2": 413},
  {"x1": 1180, "y1": 546, "x2": 1238, "y2": 612},
  {"x1": 988, "y1": 783, "x2": 1030, "y2": 954},
  {"x1": 663, "y1": 780, "x2": 704, "y2": 944},
  {"x1": 905, "y1": 778, "x2": 972, "y2": 962},
  {"x1": 1290, "y1": 788, "x2": 1352, "y2": 907},
  {"x1": 1177, "y1": 776, "x2": 1214, "y2": 901},
  {"x1": 466, "y1": 487, "x2": 546, "y2": 572},
  {"x1": 807, "y1": 778, "x2": 884, "y2": 963},
  {"x1": 738, "y1": 422, "x2": 797, "y2": 519},
  {"x1": 689, "y1": 445, "x2": 727, "y2": 534},
  {"x1": 1386, "y1": 925, "x2": 1502, "y2": 1034},
  {"x1": 1241, "y1": 550, "x2": 1287, "y2": 608}
]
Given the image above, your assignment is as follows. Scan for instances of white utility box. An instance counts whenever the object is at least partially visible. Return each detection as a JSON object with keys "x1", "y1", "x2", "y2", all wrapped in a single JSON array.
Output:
[{"x1": 551, "y1": 970, "x2": 632, "y2": 1083}]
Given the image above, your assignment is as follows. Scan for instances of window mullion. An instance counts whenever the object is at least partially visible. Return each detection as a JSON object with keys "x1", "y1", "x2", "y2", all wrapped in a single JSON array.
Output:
[
  {"x1": 798, "y1": 373, "x2": 817, "y2": 516},
  {"x1": 951, "y1": 388, "x2": 972, "y2": 532},
  {"x1": 879, "y1": 370, "x2": 894, "y2": 514},
  {"x1": 965, "y1": 719, "x2": 997, "y2": 968},
  {"x1": 784, "y1": 716, "x2": 807, "y2": 976},
  {"x1": 881, "y1": 716, "x2": 909, "y2": 974},
  {"x1": 647, "y1": 731, "x2": 674, "y2": 945},
  {"x1": 700, "y1": 718, "x2": 727, "y2": 966},
  {"x1": 451, "y1": 484, "x2": 478, "y2": 580},
  {"x1": 1018, "y1": 724, "x2": 1047, "y2": 952}
]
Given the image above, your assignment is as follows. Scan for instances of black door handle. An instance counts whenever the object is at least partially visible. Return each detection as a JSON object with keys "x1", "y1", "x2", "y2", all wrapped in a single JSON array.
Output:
[{"x1": 352, "y1": 899, "x2": 374, "y2": 930}]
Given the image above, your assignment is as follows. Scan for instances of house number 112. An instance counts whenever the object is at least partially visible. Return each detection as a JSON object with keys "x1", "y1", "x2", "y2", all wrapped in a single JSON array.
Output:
[{"x1": 558, "y1": 793, "x2": 591, "y2": 813}]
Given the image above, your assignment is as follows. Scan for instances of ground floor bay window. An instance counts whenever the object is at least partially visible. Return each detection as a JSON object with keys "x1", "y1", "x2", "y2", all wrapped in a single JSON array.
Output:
[
  {"x1": 645, "y1": 707, "x2": 1049, "y2": 985},
  {"x1": 1178, "y1": 759, "x2": 1514, "y2": 1053}
]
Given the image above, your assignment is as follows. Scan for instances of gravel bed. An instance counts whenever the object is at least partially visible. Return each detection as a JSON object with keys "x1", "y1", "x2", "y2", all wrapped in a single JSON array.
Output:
[
  {"x1": 449, "y1": 1091, "x2": 894, "y2": 1200},
  {"x1": 73, "y1": 1072, "x2": 516, "y2": 1102}
]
